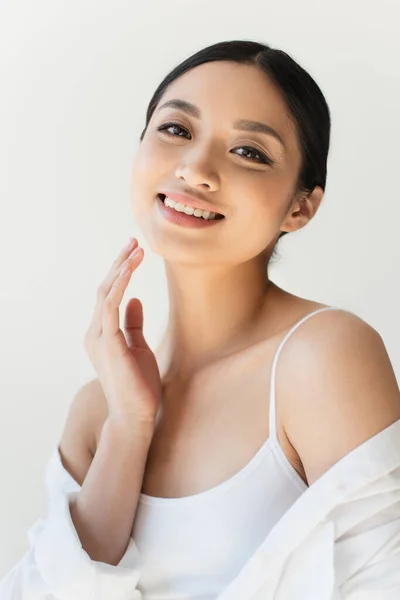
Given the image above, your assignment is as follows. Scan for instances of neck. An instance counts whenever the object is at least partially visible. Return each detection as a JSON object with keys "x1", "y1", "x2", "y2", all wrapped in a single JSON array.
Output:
[{"x1": 156, "y1": 257, "x2": 276, "y2": 382}]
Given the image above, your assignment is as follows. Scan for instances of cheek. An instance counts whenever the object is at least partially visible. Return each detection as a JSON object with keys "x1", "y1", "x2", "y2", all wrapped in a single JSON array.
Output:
[
  {"x1": 233, "y1": 181, "x2": 281, "y2": 228},
  {"x1": 131, "y1": 145, "x2": 155, "y2": 182},
  {"x1": 226, "y1": 188, "x2": 285, "y2": 254},
  {"x1": 131, "y1": 138, "x2": 175, "y2": 189},
  {"x1": 130, "y1": 157, "x2": 153, "y2": 226},
  {"x1": 130, "y1": 143, "x2": 160, "y2": 200}
]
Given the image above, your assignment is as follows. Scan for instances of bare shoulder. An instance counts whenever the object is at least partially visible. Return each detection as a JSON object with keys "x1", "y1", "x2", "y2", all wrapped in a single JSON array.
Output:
[
  {"x1": 279, "y1": 308, "x2": 400, "y2": 486},
  {"x1": 58, "y1": 378, "x2": 108, "y2": 485}
]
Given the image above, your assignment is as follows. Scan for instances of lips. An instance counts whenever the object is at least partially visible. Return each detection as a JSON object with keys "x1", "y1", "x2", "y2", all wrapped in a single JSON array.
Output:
[{"x1": 158, "y1": 194, "x2": 225, "y2": 220}]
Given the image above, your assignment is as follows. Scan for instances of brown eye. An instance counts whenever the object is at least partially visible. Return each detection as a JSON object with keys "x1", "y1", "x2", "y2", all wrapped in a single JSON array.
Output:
[
  {"x1": 157, "y1": 123, "x2": 190, "y2": 138},
  {"x1": 233, "y1": 146, "x2": 273, "y2": 165}
]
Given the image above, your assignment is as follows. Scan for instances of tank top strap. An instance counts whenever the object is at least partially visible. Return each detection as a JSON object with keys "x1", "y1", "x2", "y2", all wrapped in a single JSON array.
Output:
[{"x1": 268, "y1": 306, "x2": 339, "y2": 443}]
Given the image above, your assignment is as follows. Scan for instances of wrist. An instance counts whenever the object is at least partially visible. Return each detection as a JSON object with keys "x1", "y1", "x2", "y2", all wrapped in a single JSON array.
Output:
[{"x1": 103, "y1": 414, "x2": 155, "y2": 444}]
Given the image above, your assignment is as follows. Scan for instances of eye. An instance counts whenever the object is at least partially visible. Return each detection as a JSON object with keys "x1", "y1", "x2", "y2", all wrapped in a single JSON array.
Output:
[
  {"x1": 157, "y1": 122, "x2": 273, "y2": 165},
  {"x1": 232, "y1": 146, "x2": 273, "y2": 165},
  {"x1": 157, "y1": 123, "x2": 190, "y2": 138}
]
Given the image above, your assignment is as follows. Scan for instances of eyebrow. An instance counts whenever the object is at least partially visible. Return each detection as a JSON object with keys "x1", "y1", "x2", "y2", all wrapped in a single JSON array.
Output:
[{"x1": 156, "y1": 98, "x2": 286, "y2": 150}]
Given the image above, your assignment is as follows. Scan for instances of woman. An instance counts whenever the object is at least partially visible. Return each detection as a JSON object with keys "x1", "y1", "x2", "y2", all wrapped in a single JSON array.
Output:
[{"x1": 2, "y1": 39, "x2": 400, "y2": 600}]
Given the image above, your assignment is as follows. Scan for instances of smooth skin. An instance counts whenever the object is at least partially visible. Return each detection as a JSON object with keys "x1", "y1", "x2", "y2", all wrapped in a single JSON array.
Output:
[
  {"x1": 59, "y1": 61, "x2": 400, "y2": 511},
  {"x1": 66, "y1": 237, "x2": 161, "y2": 565},
  {"x1": 83, "y1": 236, "x2": 161, "y2": 423}
]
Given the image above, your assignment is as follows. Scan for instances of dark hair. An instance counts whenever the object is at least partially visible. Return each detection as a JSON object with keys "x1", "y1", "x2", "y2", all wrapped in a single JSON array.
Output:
[{"x1": 139, "y1": 40, "x2": 331, "y2": 259}]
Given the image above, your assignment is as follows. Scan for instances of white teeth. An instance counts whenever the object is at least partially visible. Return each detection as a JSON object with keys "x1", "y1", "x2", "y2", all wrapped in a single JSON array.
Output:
[
  {"x1": 183, "y1": 205, "x2": 195, "y2": 215},
  {"x1": 164, "y1": 196, "x2": 216, "y2": 220}
]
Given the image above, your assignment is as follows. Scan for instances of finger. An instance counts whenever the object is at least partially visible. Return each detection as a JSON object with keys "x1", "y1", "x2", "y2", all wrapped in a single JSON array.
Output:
[
  {"x1": 103, "y1": 238, "x2": 139, "y2": 298},
  {"x1": 102, "y1": 246, "x2": 144, "y2": 338},
  {"x1": 88, "y1": 238, "x2": 138, "y2": 337},
  {"x1": 124, "y1": 297, "x2": 150, "y2": 350}
]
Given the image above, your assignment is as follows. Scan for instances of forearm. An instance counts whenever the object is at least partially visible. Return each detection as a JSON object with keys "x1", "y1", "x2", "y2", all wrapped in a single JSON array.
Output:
[{"x1": 70, "y1": 416, "x2": 154, "y2": 566}]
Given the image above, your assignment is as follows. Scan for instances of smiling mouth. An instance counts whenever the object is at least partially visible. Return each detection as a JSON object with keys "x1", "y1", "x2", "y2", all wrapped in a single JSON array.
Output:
[{"x1": 157, "y1": 194, "x2": 225, "y2": 220}]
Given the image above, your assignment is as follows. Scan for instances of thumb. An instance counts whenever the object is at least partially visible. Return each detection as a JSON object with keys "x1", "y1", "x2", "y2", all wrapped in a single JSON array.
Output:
[{"x1": 124, "y1": 298, "x2": 150, "y2": 350}]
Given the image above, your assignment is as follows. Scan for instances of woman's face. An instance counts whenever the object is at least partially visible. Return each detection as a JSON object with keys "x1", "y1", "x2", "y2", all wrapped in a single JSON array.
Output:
[{"x1": 130, "y1": 60, "x2": 307, "y2": 266}]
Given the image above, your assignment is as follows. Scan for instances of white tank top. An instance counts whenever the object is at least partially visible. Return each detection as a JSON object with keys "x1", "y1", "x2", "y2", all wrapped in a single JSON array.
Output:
[{"x1": 131, "y1": 306, "x2": 337, "y2": 600}]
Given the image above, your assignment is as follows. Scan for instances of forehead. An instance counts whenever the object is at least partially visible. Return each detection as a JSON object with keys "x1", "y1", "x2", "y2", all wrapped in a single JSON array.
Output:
[{"x1": 157, "y1": 61, "x2": 297, "y2": 144}]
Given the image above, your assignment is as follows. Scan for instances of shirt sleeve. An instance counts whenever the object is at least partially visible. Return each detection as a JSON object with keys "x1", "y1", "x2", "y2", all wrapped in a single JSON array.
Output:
[{"x1": 0, "y1": 446, "x2": 144, "y2": 600}]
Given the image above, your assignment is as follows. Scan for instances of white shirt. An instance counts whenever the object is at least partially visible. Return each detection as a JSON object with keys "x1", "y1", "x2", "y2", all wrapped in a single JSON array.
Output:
[{"x1": 1, "y1": 417, "x2": 400, "y2": 599}]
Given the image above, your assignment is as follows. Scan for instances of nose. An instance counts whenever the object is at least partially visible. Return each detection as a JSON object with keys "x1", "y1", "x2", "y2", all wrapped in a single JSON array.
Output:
[{"x1": 174, "y1": 147, "x2": 220, "y2": 192}]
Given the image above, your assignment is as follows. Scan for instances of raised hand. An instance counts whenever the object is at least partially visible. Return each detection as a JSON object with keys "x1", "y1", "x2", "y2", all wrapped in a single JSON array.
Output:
[{"x1": 84, "y1": 237, "x2": 162, "y2": 424}]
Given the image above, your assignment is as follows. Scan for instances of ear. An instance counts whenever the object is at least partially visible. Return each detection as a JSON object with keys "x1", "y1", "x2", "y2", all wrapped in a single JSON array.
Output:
[{"x1": 280, "y1": 185, "x2": 324, "y2": 234}]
